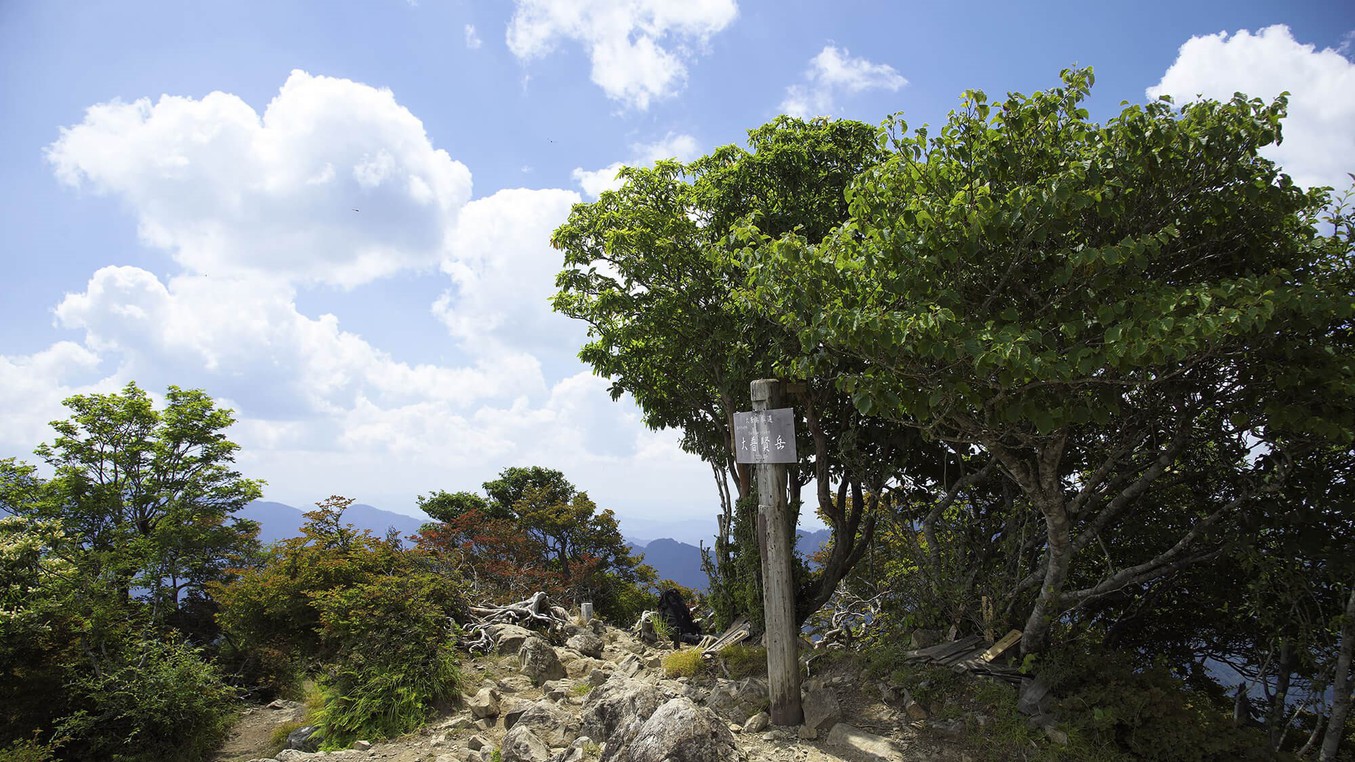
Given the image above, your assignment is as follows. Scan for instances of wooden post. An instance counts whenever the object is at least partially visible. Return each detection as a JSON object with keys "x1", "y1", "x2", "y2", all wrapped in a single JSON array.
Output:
[{"x1": 751, "y1": 378, "x2": 803, "y2": 726}]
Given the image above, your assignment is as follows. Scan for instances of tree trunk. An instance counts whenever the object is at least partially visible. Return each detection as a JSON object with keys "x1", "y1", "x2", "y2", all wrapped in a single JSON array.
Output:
[
  {"x1": 1021, "y1": 493, "x2": 1072, "y2": 657},
  {"x1": 1320, "y1": 586, "x2": 1355, "y2": 761},
  {"x1": 1007, "y1": 434, "x2": 1070, "y2": 658},
  {"x1": 1268, "y1": 640, "x2": 1295, "y2": 750}
]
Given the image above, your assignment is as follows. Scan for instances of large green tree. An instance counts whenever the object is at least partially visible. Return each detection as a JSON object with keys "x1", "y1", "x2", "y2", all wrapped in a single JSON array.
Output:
[
  {"x1": 0, "y1": 382, "x2": 263, "y2": 759},
  {"x1": 20, "y1": 382, "x2": 264, "y2": 632},
  {"x1": 552, "y1": 116, "x2": 925, "y2": 628},
  {"x1": 741, "y1": 69, "x2": 1354, "y2": 657}
]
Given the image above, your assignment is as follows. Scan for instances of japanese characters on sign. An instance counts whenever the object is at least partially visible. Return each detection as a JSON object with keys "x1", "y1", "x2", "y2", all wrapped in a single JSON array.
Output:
[{"x1": 733, "y1": 408, "x2": 797, "y2": 464}]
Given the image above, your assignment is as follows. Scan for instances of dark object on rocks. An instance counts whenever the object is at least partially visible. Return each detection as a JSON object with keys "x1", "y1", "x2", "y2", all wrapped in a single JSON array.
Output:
[
  {"x1": 285, "y1": 725, "x2": 321, "y2": 751},
  {"x1": 658, "y1": 588, "x2": 702, "y2": 647}
]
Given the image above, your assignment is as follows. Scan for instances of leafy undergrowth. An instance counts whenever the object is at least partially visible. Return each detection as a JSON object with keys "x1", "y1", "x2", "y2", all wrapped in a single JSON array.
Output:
[
  {"x1": 662, "y1": 642, "x2": 770, "y2": 681},
  {"x1": 860, "y1": 644, "x2": 1091, "y2": 761},
  {"x1": 860, "y1": 636, "x2": 1299, "y2": 762},
  {"x1": 1041, "y1": 649, "x2": 1291, "y2": 762}
]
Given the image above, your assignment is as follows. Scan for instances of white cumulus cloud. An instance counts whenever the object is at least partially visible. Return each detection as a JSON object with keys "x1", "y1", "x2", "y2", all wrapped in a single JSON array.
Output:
[
  {"x1": 52, "y1": 267, "x2": 537, "y2": 422},
  {"x1": 1147, "y1": 25, "x2": 1355, "y2": 192},
  {"x1": 781, "y1": 45, "x2": 907, "y2": 119},
  {"x1": 46, "y1": 70, "x2": 472, "y2": 288},
  {"x1": 571, "y1": 132, "x2": 700, "y2": 197},
  {"x1": 506, "y1": 0, "x2": 738, "y2": 110},
  {"x1": 435, "y1": 187, "x2": 586, "y2": 364},
  {"x1": 10, "y1": 69, "x2": 716, "y2": 520}
]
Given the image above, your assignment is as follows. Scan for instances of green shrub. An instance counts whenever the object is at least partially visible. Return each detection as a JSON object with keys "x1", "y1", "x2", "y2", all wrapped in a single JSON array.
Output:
[
  {"x1": 310, "y1": 573, "x2": 462, "y2": 748},
  {"x1": 719, "y1": 643, "x2": 767, "y2": 679},
  {"x1": 662, "y1": 648, "x2": 706, "y2": 678},
  {"x1": 1042, "y1": 648, "x2": 1284, "y2": 762},
  {"x1": 0, "y1": 738, "x2": 58, "y2": 762},
  {"x1": 53, "y1": 636, "x2": 237, "y2": 762}
]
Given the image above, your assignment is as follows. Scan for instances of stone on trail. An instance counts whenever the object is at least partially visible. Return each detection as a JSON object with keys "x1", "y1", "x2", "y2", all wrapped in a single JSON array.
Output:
[
  {"x1": 489, "y1": 623, "x2": 538, "y2": 655},
  {"x1": 519, "y1": 638, "x2": 568, "y2": 685},
  {"x1": 827, "y1": 722, "x2": 905, "y2": 762},
  {"x1": 467, "y1": 686, "x2": 501, "y2": 719},
  {"x1": 501, "y1": 723, "x2": 553, "y2": 762},
  {"x1": 607, "y1": 696, "x2": 744, "y2": 762},
  {"x1": 801, "y1": 685, "x2": 842, "y2": 733},
  {"x1": 566, "y1": 630, "x2": 605, "y2": 659},
  {"x1": 580, "y1": 677, "x2": 670, "y2": 742},
  {"x1": 513, "y1": 699, "x2": 578, "y2": 747}
]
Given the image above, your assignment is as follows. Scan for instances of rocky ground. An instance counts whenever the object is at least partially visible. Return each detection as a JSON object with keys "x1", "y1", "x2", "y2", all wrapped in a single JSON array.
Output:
[{"x1": 212, "y1": 617, "x2": 986, "y2": 762}]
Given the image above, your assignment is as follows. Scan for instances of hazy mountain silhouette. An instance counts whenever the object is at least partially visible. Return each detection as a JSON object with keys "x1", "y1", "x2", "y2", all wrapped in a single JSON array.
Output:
[
  {"x1": 236, "y1": 500, "x2": 428, "y2": 546},
  {"x1": 236, "y1": 500, "x2": 831, "y2": 590}
]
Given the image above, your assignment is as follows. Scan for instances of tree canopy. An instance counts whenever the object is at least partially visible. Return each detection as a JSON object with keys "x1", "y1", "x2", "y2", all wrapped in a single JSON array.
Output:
[
  {"x1": 552, "y1": 116, "x2": 929, "y2": 629},
  {"x1": 416, "y1": 466, "x2": 653, "y2": 622},
  {"x1": 740, "y1": 69, "x2": 1354, "y2": 654},
  {"x1": 0, "y1": 382, "x2": 264, "y2": 759}
]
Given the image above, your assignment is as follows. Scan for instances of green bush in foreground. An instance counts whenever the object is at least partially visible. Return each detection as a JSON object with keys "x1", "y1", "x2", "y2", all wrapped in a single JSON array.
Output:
[
  {"x1": 53, "y1": 636, "x2": 236, "y2": 762},
  {"x1": 310, "y1": 572, "x2": 462, "y2": 749}
]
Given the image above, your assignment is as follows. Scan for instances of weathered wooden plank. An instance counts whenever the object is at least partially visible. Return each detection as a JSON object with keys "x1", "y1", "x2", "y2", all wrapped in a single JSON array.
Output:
[
  {"x1": 980, "y1": 629, "x2": 1023, "y2": 662},
  {"x1": 909, "y1": 635, "x2": 984, "y2": 663}
]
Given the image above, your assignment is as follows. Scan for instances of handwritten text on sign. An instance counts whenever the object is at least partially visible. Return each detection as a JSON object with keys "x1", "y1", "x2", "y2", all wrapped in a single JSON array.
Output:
[{"x1": 734, "y1": 408, "x2": 797, "y2": 464}]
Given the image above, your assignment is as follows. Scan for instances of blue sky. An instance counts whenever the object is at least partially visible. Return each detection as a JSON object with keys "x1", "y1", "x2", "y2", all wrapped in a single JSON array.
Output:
[{"x1": 1, "y1": 1, "x2": 1352, "y2": 529}]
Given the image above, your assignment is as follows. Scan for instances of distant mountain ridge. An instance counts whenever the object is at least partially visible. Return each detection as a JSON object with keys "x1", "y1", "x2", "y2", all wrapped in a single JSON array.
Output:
[
  {"x1": 235, "y1": 500, "x2": 428, "y2": 546},
  {"x1": 234, "y1": 501, "x2": 832, "y2": 593}
]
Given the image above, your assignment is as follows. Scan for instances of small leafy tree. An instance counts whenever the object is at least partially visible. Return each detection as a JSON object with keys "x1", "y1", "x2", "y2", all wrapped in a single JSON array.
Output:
[
  {"x1": 214, "y1": 496, "x2": 464, "y2": 746},
  {"x1": 416, "y1": 467, "x2": 654, "y2": 622}
]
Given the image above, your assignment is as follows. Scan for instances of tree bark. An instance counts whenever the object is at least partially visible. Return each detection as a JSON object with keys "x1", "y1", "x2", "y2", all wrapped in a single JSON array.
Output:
[{"x1": 1320, "y1": 585, "x2": 1355, "y2": 761}]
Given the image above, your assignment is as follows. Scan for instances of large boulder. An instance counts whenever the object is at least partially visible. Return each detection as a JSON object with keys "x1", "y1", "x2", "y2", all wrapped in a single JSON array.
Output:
[
  {"x1": 566, "y1": 630, "x2": 605, "y2": 659},
  {"x1": 605, "y1": 697, "x2": 743, "y2": 762},
  {"x1": 489, "y1": 623, "x2": 539, "y2": 655},
  {"x1": 500, "y1": 724, "x2": 552, "y2": 762},
  {"x1": 520, "y1": 638, "x2": 568, "y2": 685},
  {"x1": 580, "y1": 677, "x2": 670, "y2": 742},
  {"x1": 512, "y1": 699, "x2": 578, "y2": 747}
]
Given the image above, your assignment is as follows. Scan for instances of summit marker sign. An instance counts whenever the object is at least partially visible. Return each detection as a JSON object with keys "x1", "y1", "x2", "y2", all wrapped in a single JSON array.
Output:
[{"x1": 733, "y1": 408, "x2": 797, "y2": 464}]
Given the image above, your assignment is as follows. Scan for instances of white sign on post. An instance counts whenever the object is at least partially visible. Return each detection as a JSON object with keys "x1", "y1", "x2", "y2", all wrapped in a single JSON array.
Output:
[{"x1": 733, "y1": 408, "x2": 797, "y2": 464}]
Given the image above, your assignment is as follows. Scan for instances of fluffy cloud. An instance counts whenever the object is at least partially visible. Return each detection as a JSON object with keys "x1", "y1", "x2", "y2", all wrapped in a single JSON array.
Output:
[
  {"x1": 13, "y1": 69, "x2": 715, "y2": 521},
  {"x1": 781, "y1": 45, "x2": 907, "y2": 119},
  {"x1": 46, "y1": 70, "x2": 471, "y2": 288},
  {"x1": 464, "y1": 24, "x2": 483, "y2": 49},
  {"x1": 571, "y1": 132, "x2": 699, "y2": 197},
  {"x1": 434, "y1": 187, "x2": 586, "y2": 365},
  {"x1": 1147, "y1": 25, "x2": 1355, "y2": 191},
  {"x1": 52, "y1": 267, "x2": 538, "y2": 421},
  {"x1": 0, "y1": 342, "x2": 114, "y2": 455},
  {"x1": 506, "y1": 0, "x2": 738, "y2": 109}
]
